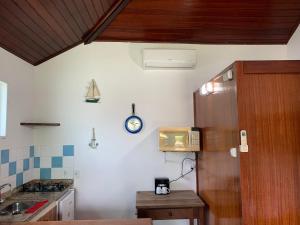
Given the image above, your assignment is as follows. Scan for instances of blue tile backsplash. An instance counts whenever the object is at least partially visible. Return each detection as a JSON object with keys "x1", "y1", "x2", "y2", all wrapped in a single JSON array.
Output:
[
  {"x1": 9, "y1": 161, "x2": 16, "y2": 176},
  {"x1": 16, "y1": 173, "x2": 23, "y2": 186},
  {"x1": 40, "y1": 168, "x2": 51, "y2": 179},
  {"x1": 34, "y1": 157, "x2": 40, "y2": 168},
  {"x1": 0, "y1": 145, "x2": 74, "y2": 188},
  {"x1": 29, "y1": 146, "x2": 34, "y2": 157},
  {"x1": 23, "y1": 158, "x2": 30, "y2": 171},
  {"x1": 63, "y1": 145, "x2": 74, "y2": 156},
  {"x1": 1, "y1": 149, "x2": 9, "y2": 164},
  {"x1": 51, "y1": 156, "x2": 63, "y2": 168}
]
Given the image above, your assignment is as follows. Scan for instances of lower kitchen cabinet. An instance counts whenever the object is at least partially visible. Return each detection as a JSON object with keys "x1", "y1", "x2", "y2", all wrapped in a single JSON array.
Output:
[{"x1": 38, "y1": 205, "x2": 58, "y2": 221}]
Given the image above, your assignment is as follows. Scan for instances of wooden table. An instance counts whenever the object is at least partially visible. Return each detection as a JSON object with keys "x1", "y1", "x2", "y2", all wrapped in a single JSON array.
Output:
[{"x1": 136, "y1": 190, "x2": 205, "y2": 225}]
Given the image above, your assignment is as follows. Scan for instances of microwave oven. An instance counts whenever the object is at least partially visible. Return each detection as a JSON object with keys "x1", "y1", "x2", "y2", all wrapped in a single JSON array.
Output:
[{"x1": 159, "y1": 127, "x2": 200, "y2": 152}]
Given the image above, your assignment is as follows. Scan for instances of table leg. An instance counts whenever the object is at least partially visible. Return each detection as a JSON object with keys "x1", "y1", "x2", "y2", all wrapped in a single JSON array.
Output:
[
  {"x1": 189, "y1": 219, "x2": 194, "y2": 225},
  {"x1": 198, "y1": 207, "x2": 205, "y2": 225}
]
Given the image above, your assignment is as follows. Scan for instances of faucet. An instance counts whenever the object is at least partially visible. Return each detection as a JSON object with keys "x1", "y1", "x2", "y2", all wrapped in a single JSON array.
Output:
[{"x1": 0, "y1": 183, "x2": 12, "y2": 204}]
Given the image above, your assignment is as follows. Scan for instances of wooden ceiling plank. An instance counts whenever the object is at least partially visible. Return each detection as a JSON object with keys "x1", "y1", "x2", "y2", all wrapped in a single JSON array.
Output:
[
  {"x1": 14, "y1": 0, "x2": 66, "y2": 49},
  {"x1": 92, "y1": 0, "x2": 105, "y2": 17},
  {"x1": 101, "y1": 0, "x2": 113, "y2": 12},
  {"x1": 0, "y1": 42, "x2": 35, "y2": 64},
  {"x1": 0, "y1": 15, "x2": 48, "y2": 59},
  {"x1": 99, "y1": 0, "x2": 300, "y2": 44},
  {"x1": 100, "y1": 28, "x2": 290, "y2": 39},
  {"x1": 99, "y1": 29, "x2": 289, "y2": 44},
  {"x1": 26, "y1": 0, "x2": 74, "y2": 46},
  {"x1": 1, "y1": 0, "x2": 59, "y2": 53},
  {"x1": 40, "y1": 0, "x2": 81, "y2": 41},
  {"x1": 84, "y1": 0, "x2": 99, "y2": 22},
  {"x1": 33, "y1": 40, "x2": 82, "y2": 66},
  {"x1": 84, "y1": 0, "x2": 130, "y2": 44},
  {"x1": 51, "y1": 0, "x2": 83, "y2": 38},
  {"x1": 73, "y1": 0, "x2": 94, "y2": 28},
  {"x1": 119, "y1": 7, "x2": 300, "y2": 18},
  {"x1": 106, "y1": 15, "x2": 298, "y2": 29},
  {"x1": 0, "y1": 5, "x2": 52, "y2": 57},
  {"x1": 60, "y1": 0, "x2": 87, "y2": 33},
  {"x1": 0, "y1": 26, "x2": 40, "y2": 62}
]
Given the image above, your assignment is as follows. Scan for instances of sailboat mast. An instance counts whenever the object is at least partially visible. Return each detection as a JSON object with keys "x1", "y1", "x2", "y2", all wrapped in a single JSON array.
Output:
[{"x1": 92, "y1": 79, "x2": 95, "y2": 97}]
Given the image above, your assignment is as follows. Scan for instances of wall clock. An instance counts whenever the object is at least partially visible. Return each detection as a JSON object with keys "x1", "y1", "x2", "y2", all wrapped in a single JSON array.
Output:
[{"x1": 125, "y1": 104, "x2": 143, "y2": 134}]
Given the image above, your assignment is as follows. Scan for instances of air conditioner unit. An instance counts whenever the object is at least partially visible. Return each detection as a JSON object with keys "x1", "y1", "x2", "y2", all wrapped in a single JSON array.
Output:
[{"x1": 143, "y1": 49, "x2": 197, "y2": 69}]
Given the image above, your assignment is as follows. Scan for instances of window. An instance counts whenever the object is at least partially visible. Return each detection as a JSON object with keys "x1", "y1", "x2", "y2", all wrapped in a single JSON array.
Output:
[{"x1": 0, "y1": 81, "x2": 7, "y2": 137}]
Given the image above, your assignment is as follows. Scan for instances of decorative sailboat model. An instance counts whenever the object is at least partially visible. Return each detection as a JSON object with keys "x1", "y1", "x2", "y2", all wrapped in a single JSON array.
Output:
[{"x1": 86, "y1": 79, "x2": 100, "y2": 103}]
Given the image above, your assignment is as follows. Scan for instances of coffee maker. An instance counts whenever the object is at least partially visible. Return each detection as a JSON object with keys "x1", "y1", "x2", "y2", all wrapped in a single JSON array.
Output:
[{"x1": 155, "y1": 177, "x2": 170, "y2": 195}]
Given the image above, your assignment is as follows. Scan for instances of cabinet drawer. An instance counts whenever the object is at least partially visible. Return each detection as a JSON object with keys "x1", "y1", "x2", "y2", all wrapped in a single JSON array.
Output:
[{"x1": 138, "y1": 208, "x2": 197, "y2": 219}]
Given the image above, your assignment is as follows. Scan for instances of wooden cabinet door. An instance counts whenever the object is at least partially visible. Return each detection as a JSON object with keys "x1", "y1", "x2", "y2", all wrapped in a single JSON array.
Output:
[
  {"x1": 237, "y1": 63, "x2": 300, "y2": 225},
  {"x1": 38, "y1": 206, "x2": 58, "y2": 221},
  {"x1": 194, "y1": 65, "x2": 242, "y2": 225}
]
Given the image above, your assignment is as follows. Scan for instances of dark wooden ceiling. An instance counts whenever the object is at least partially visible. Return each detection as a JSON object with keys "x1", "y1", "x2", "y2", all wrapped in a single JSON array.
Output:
[
  {"x1": 0, "y1": 0, "x2": 119, "y2": 65},
  {"x1": 98, "y1": 0, "x2": 300, "y2": 44},
  {"x1": 0, "y1": 0, "x2": 300, "y2": 66}
]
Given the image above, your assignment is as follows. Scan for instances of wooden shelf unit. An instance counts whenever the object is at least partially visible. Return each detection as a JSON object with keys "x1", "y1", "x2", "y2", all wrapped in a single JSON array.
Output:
[{"x1": 20, "y1": 123, "x2": 60, "y2": 126}]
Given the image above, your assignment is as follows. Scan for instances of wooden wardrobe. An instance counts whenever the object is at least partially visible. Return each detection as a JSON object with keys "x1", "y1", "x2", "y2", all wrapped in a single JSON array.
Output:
[{"x1": 193, "y1": 61, "x2": 300, "y2": 225}]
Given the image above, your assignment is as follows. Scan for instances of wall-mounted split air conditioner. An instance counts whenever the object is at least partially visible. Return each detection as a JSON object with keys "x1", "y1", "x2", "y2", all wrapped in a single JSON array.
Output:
[{"x1": 142, "y1": 49, "x2": 197, "y2": 69}]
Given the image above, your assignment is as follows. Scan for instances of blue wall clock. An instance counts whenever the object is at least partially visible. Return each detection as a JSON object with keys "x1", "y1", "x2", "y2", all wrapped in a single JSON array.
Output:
[{"x1": 125, "y1": 104, "x2": 143, "y2": 134}]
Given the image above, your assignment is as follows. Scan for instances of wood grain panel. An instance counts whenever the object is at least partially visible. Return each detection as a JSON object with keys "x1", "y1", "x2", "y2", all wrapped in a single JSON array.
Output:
[
  {"x1": 0, "y1": 25, "x2": 39, "y2": 62},
  {"x1": 237, "y1": 62, "x2": 300, "y2": 225},
  {"x1": 0, "y1": 0, "x2": 61, "y2": 52},
  {"x1": 50, "y1": 0, "x2": 83, "y2": 38},
  {"x1": 0, "y1": 0, "x2": 118, "y2": 65},
  {"x1": 14, "y1": 0, "x2": 66, "y2": 48},
  {"x1": 0, "y1": 13, "x2": 49, "y2": 58},
  {"x1": 73, "y1": 0, "x2": 94, "y2": 28},
  {"x1": 84, "y1": 0, "x2": 98, "y2": 22},
  {"x1": 195, "y1": 60, "x2": 300, "y2": 225},
  {"x1": 40, "y1": 0, "x2": 80, "y2": 41},
  {"x1": 99, "y1": 0, "x2": 300, "y2": 44},
  {"x1": 138, "y1": 208, "x2": 196, "y2": 220},
  {"x1": 242, "y1": 60, "x2": 300, "y2": 74},
  {"x1": 194, "y1": 65, "x2": 242, "y2": 225}
]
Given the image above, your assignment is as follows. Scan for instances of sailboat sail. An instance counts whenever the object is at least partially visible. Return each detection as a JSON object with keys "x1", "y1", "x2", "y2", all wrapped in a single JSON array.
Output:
[{"x1": 86, "y1": 79, "x2": 100, "y2": 103}]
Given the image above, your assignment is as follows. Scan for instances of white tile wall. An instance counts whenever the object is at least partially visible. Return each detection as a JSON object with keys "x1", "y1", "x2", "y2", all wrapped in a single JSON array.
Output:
[
  {"x1": 40, "y1": 157, "x2": 51, "y2": 168},
  {"x1": 63, "y1": 157, "x2": 74, "y2": 168},
  {"x1": 0, "y1": 164, "x2": 8, "y2": 179},
  {"x1": 23, "y1": 170, "x2": 33, "y2": 183},
  {"x1": 52, "y1": 168, "x2": 64, "y2": 179},
  {"x1": 17, "y1": 159, "x2": 23, "y2": 173}
]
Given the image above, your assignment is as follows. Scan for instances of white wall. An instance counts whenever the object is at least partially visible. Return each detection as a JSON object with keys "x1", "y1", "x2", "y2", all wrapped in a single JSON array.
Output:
[
  {"x1": 32, "y1": 42, "x2": 287, "y2": 223},
  {"x1": 0, "y1": 48, "x2": 34, "y2": 188},
  {"x1": 288, "y1": 25, "x2": 300, "y2": 59}
]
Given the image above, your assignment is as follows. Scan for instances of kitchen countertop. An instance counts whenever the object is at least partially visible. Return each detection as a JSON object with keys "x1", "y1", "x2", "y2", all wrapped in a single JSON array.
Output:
[
  {"x1": 0, "y1": 180, "x2": 73, "y2": 222},
  {"x1": 6, "y1": 218, "x2": 152, "y2": 225}
]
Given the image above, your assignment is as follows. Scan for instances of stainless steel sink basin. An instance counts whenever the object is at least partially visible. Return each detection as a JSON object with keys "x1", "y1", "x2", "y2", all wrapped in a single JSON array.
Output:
[{"x1": 0, "y1": 201, "x2": 37, "y2": 216}]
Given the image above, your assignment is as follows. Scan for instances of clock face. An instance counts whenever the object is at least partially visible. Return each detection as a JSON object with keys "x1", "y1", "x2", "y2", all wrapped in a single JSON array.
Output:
[{"x1": 125, "y1": 116, "x2": 143, "y2": 134}]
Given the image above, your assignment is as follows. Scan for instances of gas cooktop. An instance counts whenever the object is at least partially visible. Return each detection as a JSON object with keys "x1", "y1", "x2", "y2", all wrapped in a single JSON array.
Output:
[{"x1": 22, "y1": 179, "x2": 72, "y2": 192}]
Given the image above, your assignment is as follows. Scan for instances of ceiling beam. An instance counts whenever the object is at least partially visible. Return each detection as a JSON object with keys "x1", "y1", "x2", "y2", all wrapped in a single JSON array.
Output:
[{"x1": 83, "y1": 0, "x2": 130, "y2": 45}]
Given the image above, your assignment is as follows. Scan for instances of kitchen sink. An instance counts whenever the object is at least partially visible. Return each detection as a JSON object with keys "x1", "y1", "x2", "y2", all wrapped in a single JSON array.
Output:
[{"x1": 0, "y1": 201, "x2": 37, "y2": 216}]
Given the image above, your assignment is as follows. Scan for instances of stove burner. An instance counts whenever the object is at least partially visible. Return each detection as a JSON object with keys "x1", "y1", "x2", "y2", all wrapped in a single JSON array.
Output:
[{"x1": 22, "y1": 182, "x2": 66, "y2": 192}]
